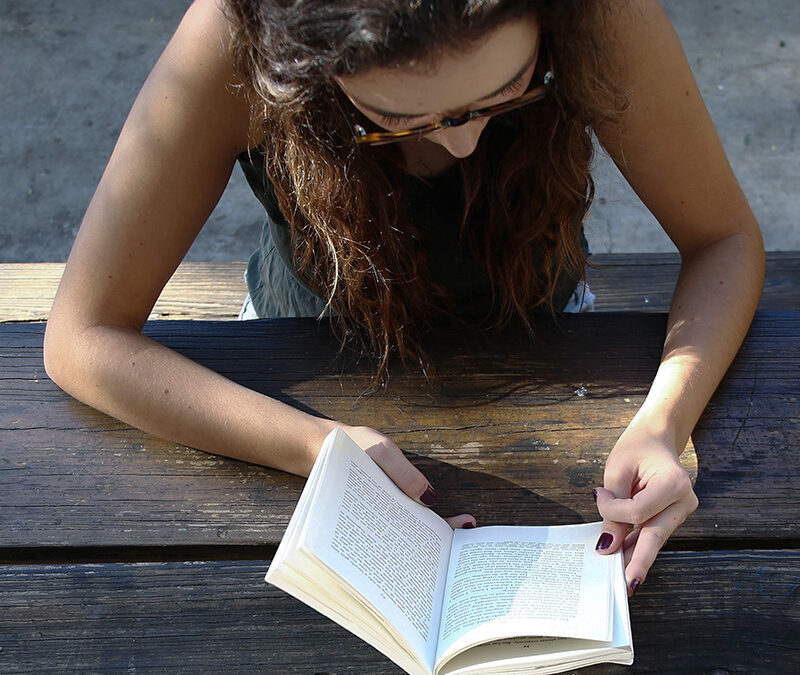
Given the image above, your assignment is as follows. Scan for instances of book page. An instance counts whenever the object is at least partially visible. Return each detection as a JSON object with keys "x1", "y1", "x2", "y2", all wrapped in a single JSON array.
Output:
[
  {"x1": 302, "y1": 428, "x2": 454, "y2": 672},
  {"x1": 266, "y1": 431, "x2": 428, "y2": 675},
  {"x1": 437, "y1": 553, "x2": 632, "y2": 675},
  {"x1": 435, "y1": 523, "x2": 613, "y2": 668}
]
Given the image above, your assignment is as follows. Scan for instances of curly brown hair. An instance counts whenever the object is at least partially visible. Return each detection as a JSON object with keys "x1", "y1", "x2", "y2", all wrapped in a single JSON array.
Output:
[{"x1": 224, "y1": 0, "x2": 628, "y2": 381}]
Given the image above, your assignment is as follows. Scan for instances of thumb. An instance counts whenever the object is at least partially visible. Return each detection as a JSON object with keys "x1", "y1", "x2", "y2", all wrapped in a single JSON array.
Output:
[
  {"x1": 445, "y1": 514, "x2": 478, "y2": 529},
  {"x1": 592, "y1": 486, "x2": 630, "y2": 556}
]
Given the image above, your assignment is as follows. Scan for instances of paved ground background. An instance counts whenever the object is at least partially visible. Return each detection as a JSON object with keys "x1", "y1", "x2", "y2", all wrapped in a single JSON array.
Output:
[{"x1": 1, "y1": 0, "x2": 797, "y2": 263}]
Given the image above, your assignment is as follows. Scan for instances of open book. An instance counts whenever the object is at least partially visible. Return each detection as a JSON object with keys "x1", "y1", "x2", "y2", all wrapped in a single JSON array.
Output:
[{"x1": 266, "y1": 427, "x2": 633, "y2": 675}]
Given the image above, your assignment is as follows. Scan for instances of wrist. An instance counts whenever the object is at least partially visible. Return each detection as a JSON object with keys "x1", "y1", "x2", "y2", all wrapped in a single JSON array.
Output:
[
  {"x1": 621, "y1": 408, "x2": 683, "y2": 456},
  {"x1": 634, "y1": 356, "x2": 709, "y2": 453},
  {"x1": 299, "y1": 416, "x2": 339, "y2": 475}
]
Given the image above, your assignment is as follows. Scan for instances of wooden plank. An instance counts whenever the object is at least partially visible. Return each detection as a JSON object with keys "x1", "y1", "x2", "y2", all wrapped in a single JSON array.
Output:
[
  {"x1": 0, "y1": 261, "x2": 247, "y2": 322},
  {"x1": 0, "y1": 552, "x2": 798, "y2": 673},
  {"x1": 1, "y1": 313, "x2": 797, "y2": 551},
  {"x1": 1, "y1": 252, "x2": 797, "y2": 322},
  {"x1": 588, "y1": 251, "x2": 800, "y2": 312}
]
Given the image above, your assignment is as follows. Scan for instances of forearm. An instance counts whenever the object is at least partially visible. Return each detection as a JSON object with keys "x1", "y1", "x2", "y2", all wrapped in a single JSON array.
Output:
[
  {"x1": 633, "y1": 232, "x2": 765, "y2": 450},
  {"x1": 43, "y1": 324, "x2": 335, "y2": 476}
]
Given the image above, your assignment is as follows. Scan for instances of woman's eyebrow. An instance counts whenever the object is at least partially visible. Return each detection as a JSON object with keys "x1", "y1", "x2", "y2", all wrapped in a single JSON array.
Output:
[
  {"x1": 477, "y1": 48, "x2": 538, "y2": 101},
  {"x1": 352, "y1": 45, "x2": 539, "y2": 119}
]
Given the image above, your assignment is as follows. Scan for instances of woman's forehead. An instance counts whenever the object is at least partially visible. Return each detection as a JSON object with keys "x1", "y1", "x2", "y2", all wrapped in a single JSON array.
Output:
[{"x1": 336, "y1": 17, "x2": 540, "y2": 117}]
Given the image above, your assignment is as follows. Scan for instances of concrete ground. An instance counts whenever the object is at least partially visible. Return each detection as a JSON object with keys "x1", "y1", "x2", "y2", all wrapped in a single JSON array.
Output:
[{"x1": 1, "y1": 0, "x2": 798, "y2": 263}]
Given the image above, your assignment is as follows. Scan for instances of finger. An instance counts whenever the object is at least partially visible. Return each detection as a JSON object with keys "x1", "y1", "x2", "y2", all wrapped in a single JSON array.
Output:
[
  {"x1": 594, "y1": 519, "x2": 629, "y2": 556},
  {"x1": 595, "y1": 474, "x2": 690, "y2": 526},
  {"x1": 622, "y1": 528, "x2": 641, "y2": 568},
  {"x1": 593, "y1": 466, "x2": 635, "y2": 555},
  {"x1": 592, "y1": 488, "x2": 630, "y2": 556},
  {"x1": 445, "y1": 514, "x2": 477, "y2": 529},
  {"x1": 364, "y1": 439, "x2": 437, "y2": 506},
  {"x1": 624, "y1": 491, "x2": 698, "y2": 595},
  {"x1": 623, "y1": 527, "x2": 642, "y2": 552}
]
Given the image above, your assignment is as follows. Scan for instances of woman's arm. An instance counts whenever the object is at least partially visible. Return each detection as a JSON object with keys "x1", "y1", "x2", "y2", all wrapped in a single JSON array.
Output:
[
  {"x1": 591, "y1": 0, "x2": 765, "y2": 592},
  {"x1": 44, "y1": 0, "x2": 327, "y2": 475},
  {"x1": 43, "y1": 0, "x2": 445, "y2": 510}
]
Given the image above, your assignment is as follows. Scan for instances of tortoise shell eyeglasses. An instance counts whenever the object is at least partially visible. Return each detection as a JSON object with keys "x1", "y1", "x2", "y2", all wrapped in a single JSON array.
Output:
[{"x1": 332, "y1": 67, "x2": 555, "y2": 146}]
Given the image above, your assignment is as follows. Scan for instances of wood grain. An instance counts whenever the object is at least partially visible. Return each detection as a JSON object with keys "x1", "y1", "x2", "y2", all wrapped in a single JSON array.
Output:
[
  {"x1": 0, "y1": 552, "x2": 797, "y2": 673},
  {"x1": 1, "y1": 252, "x2": 797, "y2": 322},
  {"x1": 1, "y1": 313, "x2": 797, "y2": 551},
  {"x1": 0, "y1": 261, "x2": 248, "y2": 322},
  {"x1": 587, "y1": 251, "x2": 800, "y2": 312}
]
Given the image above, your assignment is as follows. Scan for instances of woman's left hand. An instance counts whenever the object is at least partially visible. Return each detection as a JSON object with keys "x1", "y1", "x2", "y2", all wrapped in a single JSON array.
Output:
[{"x1": 593, "y1": 421, "x2": 698, "y2": 596}]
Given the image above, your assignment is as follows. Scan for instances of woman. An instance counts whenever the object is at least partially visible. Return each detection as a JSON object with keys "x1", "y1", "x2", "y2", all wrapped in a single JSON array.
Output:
[{"x1": 43, "y1": 0, "x2": 765, "y2": 597}]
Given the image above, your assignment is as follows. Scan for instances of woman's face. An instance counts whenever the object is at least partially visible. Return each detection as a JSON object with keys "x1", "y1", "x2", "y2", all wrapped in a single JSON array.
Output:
[{"x1": 336, "y1": 17, "x2": 540, "y2": 158}]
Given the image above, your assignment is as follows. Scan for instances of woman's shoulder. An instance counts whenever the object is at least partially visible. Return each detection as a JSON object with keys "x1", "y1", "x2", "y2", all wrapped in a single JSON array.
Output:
[
  {"x1": 597, "y1": 0, "x2": 685, "y2": 79},
  {"x1": 148, "y1": 0, "x2": 262, "y2": 152},
  {"x1": 593, "y1": 0, "x2": 758, "y2": 258}
]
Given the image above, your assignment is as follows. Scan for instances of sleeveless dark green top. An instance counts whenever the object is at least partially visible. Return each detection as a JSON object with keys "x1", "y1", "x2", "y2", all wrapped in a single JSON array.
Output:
[{"x1": 237, "y1": 138, "x2": 586, "y2": 319}]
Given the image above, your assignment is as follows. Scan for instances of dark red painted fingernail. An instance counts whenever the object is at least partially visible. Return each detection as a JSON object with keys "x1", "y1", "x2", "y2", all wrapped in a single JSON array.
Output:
[
  {"x1": 463, "y1": 522, "x2": 475, "y2": 529},
  {"x1": 630, "y1": 578, "x2": 642, "y2": 595},
  {"x1": 595, "y1": 532, "x2": 613, "y2": 551},
  {"x1": 592, "y1": 488, "x2": 599, "y2": 501},
  {"x1": 420, "y1": 486, "x2": 438, "y2": 506}
]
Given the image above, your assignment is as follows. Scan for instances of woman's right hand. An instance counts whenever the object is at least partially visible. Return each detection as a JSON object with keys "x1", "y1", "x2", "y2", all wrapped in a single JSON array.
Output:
[{"x1": 339, "y1": 425, "x2": 476, "y2": 530}]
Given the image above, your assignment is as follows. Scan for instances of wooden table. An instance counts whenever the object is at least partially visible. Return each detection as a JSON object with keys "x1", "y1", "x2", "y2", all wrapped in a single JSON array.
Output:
[{"x1": 1, "y1": 313, "x2": 798, "y2": 673}]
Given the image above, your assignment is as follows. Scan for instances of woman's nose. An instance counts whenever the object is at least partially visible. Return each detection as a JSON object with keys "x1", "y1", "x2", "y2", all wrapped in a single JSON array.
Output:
[{"x1": 431, "y1": 117, "x2": 489, "y2": 158}]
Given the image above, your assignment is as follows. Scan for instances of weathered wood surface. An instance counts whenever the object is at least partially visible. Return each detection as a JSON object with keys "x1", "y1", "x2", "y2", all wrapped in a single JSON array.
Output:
[
  {"x1": 1, "y1": 252, "x2": 798, "y2": 322},
  {"x1": 587, "y1": 251, "x2": 800, "y2": 312},
  {"x1": 0, "y1": 261, "x2": 248, "y2": 322},
  {"x1": 1, "y1": 313, "x2": 797, "y2": 552},
  {"x1": 1, "y1": 552, "x2": 798, "y2": 674}
]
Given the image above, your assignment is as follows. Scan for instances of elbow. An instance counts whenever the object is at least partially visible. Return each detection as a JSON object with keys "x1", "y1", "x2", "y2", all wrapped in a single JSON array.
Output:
[
  {"x1": 742, "y1": 217, "x2": 766, "y2": 263},
  {"x1": 730, "y1": 228, "x2": 766, "y2": 307},
  {"x1": 754, "y1": 231, "x2": 766, "y2": 278},
  {"x1": 742, "y1": 226, "x2": 766, "y2": 294},
  {"x1": 43, "y1": 313, "x2": 102, "y2": 397},
  {"x1": 44, "y1": 314, "x2": 144, "y2": 403},
  {"x1": 43, "y1": 317, "x2": 81, "y2": 394}
]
